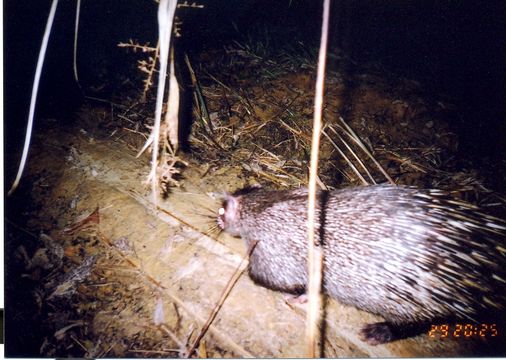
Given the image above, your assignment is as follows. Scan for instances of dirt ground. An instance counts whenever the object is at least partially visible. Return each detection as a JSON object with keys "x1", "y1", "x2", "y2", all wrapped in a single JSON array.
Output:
[{"x1": 5, "y1": 45, "x2": 506, "y2": 357}]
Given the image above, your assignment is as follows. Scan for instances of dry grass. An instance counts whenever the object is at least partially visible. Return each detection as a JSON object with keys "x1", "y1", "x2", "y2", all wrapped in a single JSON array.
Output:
[
  {"x1": 168, "y1": 38, "x2": 504, "y2": 212},
  {"x1": 111, "y1": 38, "x2": 505, "y2": 212}
]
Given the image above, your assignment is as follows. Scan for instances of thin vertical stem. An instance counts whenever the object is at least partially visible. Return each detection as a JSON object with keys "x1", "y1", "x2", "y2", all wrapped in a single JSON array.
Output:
[
  {"x1": 8, "y1": 0, "x2": 59, "y2": 196},
  {"x1": 306, "y1": 0, "x2": 330, "y2": 357}
]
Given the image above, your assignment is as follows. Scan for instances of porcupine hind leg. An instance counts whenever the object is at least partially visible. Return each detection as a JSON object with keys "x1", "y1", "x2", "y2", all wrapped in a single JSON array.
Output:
[{"x1": 359, "y1": 322, "x2": 431, "y2": 345}]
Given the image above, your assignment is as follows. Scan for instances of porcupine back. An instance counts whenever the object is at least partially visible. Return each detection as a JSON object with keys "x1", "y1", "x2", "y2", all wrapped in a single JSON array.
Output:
[{"x1": 219, "y1": 185, "x2": 506, "y2": 331}]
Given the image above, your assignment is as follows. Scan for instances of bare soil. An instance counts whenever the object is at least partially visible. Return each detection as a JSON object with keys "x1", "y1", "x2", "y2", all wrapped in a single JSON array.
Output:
[{"x1": 5, "y1": 47, "x2": 505, "y2": 357}]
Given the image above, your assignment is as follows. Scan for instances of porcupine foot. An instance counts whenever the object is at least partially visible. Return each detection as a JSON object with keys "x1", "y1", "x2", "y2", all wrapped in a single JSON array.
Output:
[
  {"x1": 284, "y1": 293, "x2": 307, "y2": 304},
  {"x1": 360, "y1": 322, "x2": 429, "y2": 345},
  {"x1": 359, "y1": 322, "x2": 395, "y2": 345}
]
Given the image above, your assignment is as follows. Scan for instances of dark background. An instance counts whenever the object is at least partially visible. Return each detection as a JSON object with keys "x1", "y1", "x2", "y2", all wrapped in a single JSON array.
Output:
[{"x1": 4, "y1": 0, "x2": 506, "y2": 167}]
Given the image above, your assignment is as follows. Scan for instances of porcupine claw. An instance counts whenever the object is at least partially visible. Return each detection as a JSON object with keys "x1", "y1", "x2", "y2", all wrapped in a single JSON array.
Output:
[
  {"x1": 284, "y1": 293, "x2": 308, "y2": 304},
  {"x1": 359, "y1": 322, "x2": 395, "y2": 345}
]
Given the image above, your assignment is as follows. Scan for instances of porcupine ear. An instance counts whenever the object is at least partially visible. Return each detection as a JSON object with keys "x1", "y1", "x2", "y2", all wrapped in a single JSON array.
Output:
[{"x1": 224, "y1": 193, "x2": 239, "y2": 216}]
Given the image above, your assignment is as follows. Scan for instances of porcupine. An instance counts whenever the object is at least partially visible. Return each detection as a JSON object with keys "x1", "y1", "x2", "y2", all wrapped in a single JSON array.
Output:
[{"x1": 217, "y1": 184, "x2": 506, "y2": 345}]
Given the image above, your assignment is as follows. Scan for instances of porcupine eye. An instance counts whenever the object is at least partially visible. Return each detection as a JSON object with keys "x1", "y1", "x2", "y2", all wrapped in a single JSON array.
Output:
[{"x1": 217, "y1": 202, "x2": 227, "y2": 229}]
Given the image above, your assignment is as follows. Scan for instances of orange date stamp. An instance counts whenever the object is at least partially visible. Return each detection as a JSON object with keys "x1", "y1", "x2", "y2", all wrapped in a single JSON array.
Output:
[{"x1": 428, "y1": 323, "x2": 498, "y2": 339}]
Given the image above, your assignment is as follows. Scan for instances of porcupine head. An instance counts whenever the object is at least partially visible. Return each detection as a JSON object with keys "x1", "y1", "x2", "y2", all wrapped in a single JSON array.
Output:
[
  {"x1": 217, "y1": 192, "x2": 242, "y2": 237},
  {"x1": 217, "y1": 185, "x2": 264, "y2": 238}
]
